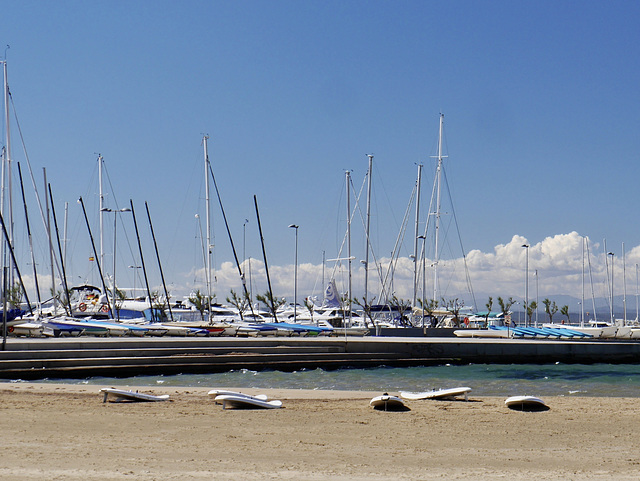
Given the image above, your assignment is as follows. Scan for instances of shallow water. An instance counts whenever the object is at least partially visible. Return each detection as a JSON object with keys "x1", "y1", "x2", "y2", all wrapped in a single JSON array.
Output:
[{"x1": 28, "y1": 363, "x2": 640, "y2": 397}]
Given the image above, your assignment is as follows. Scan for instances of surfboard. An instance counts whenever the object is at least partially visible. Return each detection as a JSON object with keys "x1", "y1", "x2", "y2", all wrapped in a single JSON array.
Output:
[
  {"x1": 214, "y1": 394, "x2": 283, "y2": 409},
  {"x1": 207, "y1": 389, "x2": 268, "y2": 401},
  {"x1": 369, "y1": 394, "x2": 407, "y2": 411},
  {"x1": 400, "y1": 386, "x2": 472, "y2": 401},
  {"x1": 100, "y1": 388, "x2": 169, "y2": 403},
  {"x1": 504, "y1": 395, "x2": 548, "y2": 411}
]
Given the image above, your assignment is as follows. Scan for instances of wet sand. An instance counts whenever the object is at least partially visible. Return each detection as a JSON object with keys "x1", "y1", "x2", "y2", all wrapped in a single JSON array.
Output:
[{"x1": 0, "y1": 383, "x2": 638, "y2": 480}]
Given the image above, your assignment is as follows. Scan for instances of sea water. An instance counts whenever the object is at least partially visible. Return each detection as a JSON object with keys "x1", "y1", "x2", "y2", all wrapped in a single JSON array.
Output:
[{"x1": 31, "y1": 363, "x2": 640, "y2": 397}]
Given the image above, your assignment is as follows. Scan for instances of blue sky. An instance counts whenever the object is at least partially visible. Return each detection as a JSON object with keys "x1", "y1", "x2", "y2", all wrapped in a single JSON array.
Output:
[{"x1": 2, "y1": 1, "x2": 640, "y2": 314}]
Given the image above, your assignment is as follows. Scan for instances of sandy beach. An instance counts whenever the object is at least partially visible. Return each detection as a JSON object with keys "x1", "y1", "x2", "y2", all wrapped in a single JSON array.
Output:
[{"x1": 0, "y1": 383, "x2": 637, "y2": 480}]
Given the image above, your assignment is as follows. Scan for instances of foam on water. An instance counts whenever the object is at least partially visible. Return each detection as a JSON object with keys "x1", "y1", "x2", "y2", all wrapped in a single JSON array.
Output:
[{"x1": 35, "y1": 363, "x2": 640, "y2": 397}]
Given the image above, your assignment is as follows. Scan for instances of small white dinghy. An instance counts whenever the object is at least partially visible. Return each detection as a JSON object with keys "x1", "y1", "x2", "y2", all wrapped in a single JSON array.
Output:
[
  {"x1": 214, "y1": 394, "x2": 282, "y2": 409},
  {"x1": 400, "y1": 386, "x2": 472, "y2": 401},
  {"x1": 505, "y1": 395, "x2": 548, "y2": 411},
  {"x1": 369, "y1": 393, "x2": 408, "y2": 411},
  {"x1": 100, "y1": 388, "x2": 169, "y2": 403}
]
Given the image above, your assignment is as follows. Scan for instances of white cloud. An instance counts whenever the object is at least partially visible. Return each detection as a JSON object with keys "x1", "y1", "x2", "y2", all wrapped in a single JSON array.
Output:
[{"x1": 15, "y1": 232, "x2": 638, "y2": 314}]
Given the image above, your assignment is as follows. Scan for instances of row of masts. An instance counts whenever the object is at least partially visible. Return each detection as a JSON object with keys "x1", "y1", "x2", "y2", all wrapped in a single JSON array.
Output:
[
  {"x1": 1, "y1": 59, "x2": 177, "y2": 323},
  {"x1": 2, "y1": 56, "x2": 455, "y2": 323},
  {"x1": 356, "y1": 113, "x2": 448, "y2": 314}
]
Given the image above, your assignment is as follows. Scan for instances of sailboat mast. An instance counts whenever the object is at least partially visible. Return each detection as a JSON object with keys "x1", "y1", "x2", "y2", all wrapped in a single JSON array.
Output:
[
  {"x1": 623, "y1": 242, "x2": 626, "y2": 325},
  {"x1": 17, "y1": 163, "x2": 40, "y2": 305},
  {"x1": 433, "y1": 113, "x2": 444, "y2": 302},
  {"x1": 2, "y1": 59, "x2": 14, "y2": 289},
  {"x1": 364, "y1": 155, "x2": 373, "y2": 308},
  {"x1": 203, "y1": 135, "x2": 212, "y2": 318},
  {"x1": 412, "y1": 163, "x2": 422, "y2": 308},
  {"x1": 44, "y1": 168, "x2": 56, "y2": 310},
  {"x1": 581, "y1": 236, "x2": 585, "y2": 325},
  {"x1": 346, "y1": 170, "x2": 352, "y2": 326},
  {"x1": 98, "y1": 154, "x2": 105, "y2": 269}
]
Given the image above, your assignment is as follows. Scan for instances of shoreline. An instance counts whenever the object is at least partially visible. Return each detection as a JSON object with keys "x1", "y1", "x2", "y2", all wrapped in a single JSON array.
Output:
[{"x1": 1, "y1": 383, "x2": 638, "y2": 480}]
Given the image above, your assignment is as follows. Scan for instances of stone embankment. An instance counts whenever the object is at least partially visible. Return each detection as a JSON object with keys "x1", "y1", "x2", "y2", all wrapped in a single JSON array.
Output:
[{"x1": 0, "y1": 336, "x2": 638, "y2": 379}]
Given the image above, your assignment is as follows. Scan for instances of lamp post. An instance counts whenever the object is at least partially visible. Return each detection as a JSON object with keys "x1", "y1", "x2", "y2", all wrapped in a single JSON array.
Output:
[
  {"x1": 522, "y1": 244, "x2": 529, "y2": 326},
  {"x1": 101, "y1": 207, "x2": 131, "y2": 320},
  {"x1": 288, "y1": 224, "x2": 299, "y2": 322}
]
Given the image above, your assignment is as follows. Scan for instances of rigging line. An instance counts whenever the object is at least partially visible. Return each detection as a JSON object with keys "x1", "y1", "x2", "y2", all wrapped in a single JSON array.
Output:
[
  {"x1": 377, "y1": 185, "x2": 415, "y2": 304},
  {"x1": 328, "y1": 172, "x2": 361, "y2": 282},
  {"x1": 8, "y1": 91, "x2": 65, "y2": 284},
  {"x1": 0, "y1": 209, "x2": 33, "y2": 314},
  {"x1": 48, "y1": 184, "x2": 72, "y2": 314},
  {"x1": 208, "y1": 162, "x2": 255, "y2": 319},
  {"x1": 17, "y1": 162, "x2": 40, "y2": 304},
  {"x1": 441, "y1": 165, "x2": 476, "y2": 308},
  {"x1": 586, "y1": 237, "x2": 597, "y2": 323},
  {"x1": 350, "y1": 170, "x2": 384, "y2": 288},
  {"x1": 373, "y1": 163, "x2": 406, "y2": 250},
  {"x1": 103, "y1": 162, "x2": 139, "y2": 268},
  {"x1": 379, "y1": 181, "x2": 417, "y2": 300}
]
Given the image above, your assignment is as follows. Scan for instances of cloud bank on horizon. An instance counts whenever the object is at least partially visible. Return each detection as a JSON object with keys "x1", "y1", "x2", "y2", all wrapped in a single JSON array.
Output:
[{"x1": 180, "y1": 231, "x2": 636, "y2": 312}]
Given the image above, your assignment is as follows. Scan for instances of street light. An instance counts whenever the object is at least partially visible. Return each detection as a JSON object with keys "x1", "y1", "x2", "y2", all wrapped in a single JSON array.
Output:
[
  {"x1": 101, "y1": 207, "x2": 131, "y2": 320},
  {"x1": 522, "y1": 244, "x2": 529, "y2": 326},
  {"x1": 288, "y1": 224, "x2": 299, "y2": 322}
]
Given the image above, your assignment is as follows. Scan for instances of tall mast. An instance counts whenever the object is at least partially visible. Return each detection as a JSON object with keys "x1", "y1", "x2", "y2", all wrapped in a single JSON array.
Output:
[
  {"x1": 623, "y1": 242, "x2": 626, "y2": 325},
  {"x1": 2, "y1": 59, "x2": 13, "y2": 288},
  {"x1": 346, "y1": 170, "x2": 352, "y2": 326},
  {"x1": 581, "y1": 236, "x2": 585, "y2": 325},
  {"x1": 17, "y1": 162, "x2": 41, "y2": 305},
  {"x1": 98, "y1": 154, "x2": 105, "y2": 269},
  {"x1": 363, "y1": 155, "x2": 373, "y2": 308},
  {"x1": 433, "y1": 113, "x2": 445, "y2": 302},
  {"x1": 203, "y1": 135, "x2": 212, "y2": 317},
  {"x1": 44, "y1": 168, "x2": 56, "y2": 310},
  {"x1": 412, "y1": 163, "x2": 422, "y2": 308}
]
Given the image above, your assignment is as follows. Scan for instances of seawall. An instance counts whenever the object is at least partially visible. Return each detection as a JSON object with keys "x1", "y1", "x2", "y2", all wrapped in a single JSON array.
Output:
[{"x1": 1, "y1": 336, "x2": 639, "y2": 379}]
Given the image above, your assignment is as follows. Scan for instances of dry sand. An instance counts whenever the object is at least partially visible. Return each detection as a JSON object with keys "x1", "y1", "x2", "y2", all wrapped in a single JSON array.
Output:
[{"x1": 0, "y1": 382, "x2": 638, "y2": 480}]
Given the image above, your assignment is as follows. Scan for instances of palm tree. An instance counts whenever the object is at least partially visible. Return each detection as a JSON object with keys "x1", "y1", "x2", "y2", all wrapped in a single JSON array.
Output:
[
  {"x1": 189, "y1": 289, "x2": 211, "y2": 322},
  {"x1": 390, "y1": 295, "x2": 412, "y2": 327},
  {"x1": 523, "y1": 300, "x2": 537, "y2": 326},
  {"x1": 351, "y1": 296, "x2": 376, "y2": 328},
  {"x1": 543, "y1": 298, "x2": 558, "y2": 324},
  {"x1": 256, "y1": 291, "x2": 286, "y2": 320},
  {"x1": 497, "y1": 296, "x2": 516, "y2": 326},
  {"x1": 442, "y1": 297, "x2": 464, "y2": 328},
  {"x1": 226, "y1": 289, "x2": 249, "y2": 320},
  {"x1": 560, "y1": 305, "x2": 570, "y2": 324},
  {"x1": 417, "y1": 298, "x2": 439, "y2": 327},
  {"x1": 484, "y1": 297, "x2": 493, "y2": 328}
]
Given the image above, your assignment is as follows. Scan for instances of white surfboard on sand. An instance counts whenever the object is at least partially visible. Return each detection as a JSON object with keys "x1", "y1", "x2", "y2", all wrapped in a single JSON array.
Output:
[
  {"x1": 207, "y1": 389, "x2": 268, "y2": 401},
  {"x1": 214, "y1": 394, "x2": 282, "y2": 409},
  {"x1": 400, "y1": 386, "x2": 472, "y2": 401},
  {"x1": 100, "y1": 388, "x2": 169, "y2": 403},
  {"x1": 505, "y1": 395, "x2": 547, "y2": 410},
  {"x1": 369, "y1": 394, "x2": 407, "y2": 411}
]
